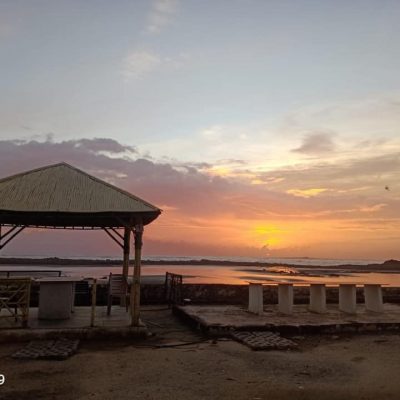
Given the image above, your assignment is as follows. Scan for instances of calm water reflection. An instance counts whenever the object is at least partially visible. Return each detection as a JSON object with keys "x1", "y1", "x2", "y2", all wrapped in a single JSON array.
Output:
[{"x1": 2, "y1": 264, "x2": 400, "y2": 286}]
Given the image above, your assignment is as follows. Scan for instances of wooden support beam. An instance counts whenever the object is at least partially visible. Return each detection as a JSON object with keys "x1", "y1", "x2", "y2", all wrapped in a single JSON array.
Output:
[
  {"x1": 131, "y1": 222, "x2": 143, "y2": 327},
  {"x1": 0, "y1": 225, "x2": 26, "y2": 250},
  {"x1": 110, "y1": 228, "x2": 124, "y2": 241},
  {"x1": 121, "y1": 227, "x2": 131, "y2": 307},
  {"x1": 102, "y1": 228, "x2": 124, "y2": 249},
  {"x1": 1, "y1": 225, "x2": 20, "y2": 240}
]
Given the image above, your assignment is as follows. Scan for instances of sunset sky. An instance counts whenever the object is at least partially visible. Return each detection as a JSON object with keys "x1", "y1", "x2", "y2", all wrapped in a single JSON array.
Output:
[{"x1": 1, "y1": 0, "x2": 399, "y2": 260}]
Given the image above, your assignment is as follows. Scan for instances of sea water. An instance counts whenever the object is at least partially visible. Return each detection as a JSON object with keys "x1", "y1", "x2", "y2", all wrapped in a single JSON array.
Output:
[{"x1": 1, "y1": 256, "x2": 400, "y2": 286}]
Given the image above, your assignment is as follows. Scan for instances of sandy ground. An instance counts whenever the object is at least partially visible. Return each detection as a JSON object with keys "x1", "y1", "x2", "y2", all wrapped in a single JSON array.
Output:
[{"x1": 1, "y1": 309, "x2": 400, "y2": 400}]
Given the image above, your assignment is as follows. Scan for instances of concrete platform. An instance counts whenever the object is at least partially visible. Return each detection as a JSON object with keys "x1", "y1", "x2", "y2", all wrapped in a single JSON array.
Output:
[
  {"x1": 175, "y1": 303, "x2": 400, "y2": 335},
  {"x1": 0, "y1": 306, "x2": 149, "y2": 341}
]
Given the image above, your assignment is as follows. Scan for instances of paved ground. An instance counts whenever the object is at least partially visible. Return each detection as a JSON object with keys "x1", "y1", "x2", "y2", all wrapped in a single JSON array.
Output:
[
  {"x1": 1, "y1": 308, "x2": 400, "y2": 400},
  {"x1": 0, "y1": 306, "x2": 133, "y2": 330},
  {"x1": 177, "y1": 303, "x2": 400, "y2": 333}
]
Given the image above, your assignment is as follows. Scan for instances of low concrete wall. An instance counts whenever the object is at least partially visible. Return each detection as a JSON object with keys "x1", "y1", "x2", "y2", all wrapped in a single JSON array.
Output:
[
  {"x1": 138, "y1": 283, "x2": 400, "y2": 305},
  {"x1": 28, "y1": 283, "x2": 400, "y2": 306},
  {"x1": 179, "y1": 284, "x2": 400, "y2": 305}
]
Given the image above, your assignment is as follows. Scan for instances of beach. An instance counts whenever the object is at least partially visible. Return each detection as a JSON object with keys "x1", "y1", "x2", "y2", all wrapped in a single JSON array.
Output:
[
  {"x1": 1, "y1": 308, "x2": 400, "y2": 400},
  {"x1": 2, "y1": 2, "x2": 400, "y2": 399}
]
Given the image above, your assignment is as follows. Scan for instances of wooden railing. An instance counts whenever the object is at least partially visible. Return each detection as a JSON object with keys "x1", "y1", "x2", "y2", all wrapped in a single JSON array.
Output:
[{"x1": 0, "y1": 278, "x2": 31, "y2": 327}]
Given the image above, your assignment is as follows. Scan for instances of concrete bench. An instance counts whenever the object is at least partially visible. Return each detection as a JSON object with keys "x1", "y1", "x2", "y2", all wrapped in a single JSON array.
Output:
[
  {"x1": 278, "y1": 283, "x2": 293, "y2": 314},
  {"x1": 309, "y1": 284, "x2": 327, "y2": 313},
  {"x1": 338, "y1": 284, "x2": 357, "y2": 314},
  {"x1": 248, "y1": 282, "x2": 294, "y2": 315},
  {"x1": 37, "y1": 277, "x2": 84, "y2": 320},
  {"x1": 310, "y1": 283, "x2": 384, "y2": 314},
  {"x1": 248, "y1": 283, "x2": 263, "y2": 315},
  {"x1": 247, "y1": 282, "x2": 384, "y2": 315},
  {"x1": 364, "y1": 284, "x2": 384, "y2": 313}
]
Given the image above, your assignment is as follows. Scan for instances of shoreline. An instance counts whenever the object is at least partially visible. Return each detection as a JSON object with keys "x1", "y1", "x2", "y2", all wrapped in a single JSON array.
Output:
[{"x1": 1, "y1": 256, "x2": 400, "y2": 271}]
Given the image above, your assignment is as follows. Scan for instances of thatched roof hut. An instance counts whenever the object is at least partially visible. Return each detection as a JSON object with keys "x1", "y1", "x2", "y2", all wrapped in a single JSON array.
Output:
[
  {"x1": 0, "y1": 162, "x2": 161, "y2": 227},
  {"x1": 0, "y1": 162, "x2": 162, "y2": 326}
]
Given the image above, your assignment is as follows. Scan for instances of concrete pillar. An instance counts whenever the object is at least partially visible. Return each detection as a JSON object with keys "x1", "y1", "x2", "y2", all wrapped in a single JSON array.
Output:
[
  {"x1": 278, "y1": 283, "x2": 293, "y2": 314},
  {"x1": 248, "y1": 283, "x2": 263, "y2": 315},
  {"x1": 309, "y1": 284, "x2": 327, "y2": 313},
  {"x1": 339, "y1": 284, "x2": 357, "y2": 314},
  {"x1": 364, "y1": 284, "x2": 383, "y2": 313}
]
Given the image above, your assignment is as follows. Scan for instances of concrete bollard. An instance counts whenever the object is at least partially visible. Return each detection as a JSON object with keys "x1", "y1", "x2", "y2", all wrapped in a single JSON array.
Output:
[
  {"x1": 248, "y1": 283, "x2": 263, "y2": 315},
  {"x1": 309, "y1": 284, "x2": 327, "y2": 313},
  {"x1": 364, "y1": 284, "x2": 383, "y2": 313},
  {"x1": 278, "y1": 283, "x2": 293, "y2": 314},
  {"x1": 339, "y1": 284, "x2": 357, "y2": 314}
]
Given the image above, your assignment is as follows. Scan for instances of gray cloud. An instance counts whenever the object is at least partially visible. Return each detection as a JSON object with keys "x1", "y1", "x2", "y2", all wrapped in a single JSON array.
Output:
[
  {"x1": 292, "y1": 132, "x2": 336, "y2": 155},
  {"x1": 145, "y1": 0, "x2": 179, "y2": 34},
  {"x1": 73, "y1": 138, "x2": 137, "y2": 154},
  {"x1": 1, "y1": 138, "x2": 399, "y2": 222},
  {"x1": 0, "y1": 138, "x2": 235, "y2": 218}
]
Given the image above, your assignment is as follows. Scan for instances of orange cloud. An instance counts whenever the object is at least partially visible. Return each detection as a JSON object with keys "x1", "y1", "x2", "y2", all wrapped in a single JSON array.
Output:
[
  {"x1": 1, "y1": 138, "x2": 399, "y2": 260},
  {"x1": 286, "y1": 188, "x2": 329, "y2": 198}
]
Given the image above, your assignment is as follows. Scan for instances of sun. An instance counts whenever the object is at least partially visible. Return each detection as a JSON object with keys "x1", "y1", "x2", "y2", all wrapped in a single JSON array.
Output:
[{"x1": 250, "y1": 224, "x2": 286, "y2": 248}]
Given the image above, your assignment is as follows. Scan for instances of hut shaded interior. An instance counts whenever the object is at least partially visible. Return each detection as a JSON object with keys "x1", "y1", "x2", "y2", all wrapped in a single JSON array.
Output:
[{"x1": 0, "y1": 162, "x2": 162, "y2": 326}]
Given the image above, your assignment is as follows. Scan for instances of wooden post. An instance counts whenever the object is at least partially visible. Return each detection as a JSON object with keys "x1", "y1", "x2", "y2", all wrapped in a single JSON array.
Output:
[
  {"x1": 131, "y1": 223, "x2": 143, "y2": 326},
  {"x1": 22, "y1": 278, "x2": 31, "y2": 328},
  {"x1": 90, "y1": 279, "x2": 97, "y2": 327},
  {"x1": 121, "y1": 227, "x2": 131, "y2": 307}
]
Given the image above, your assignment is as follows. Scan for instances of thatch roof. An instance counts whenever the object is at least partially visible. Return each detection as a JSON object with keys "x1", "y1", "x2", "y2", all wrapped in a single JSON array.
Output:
[{"x1": 0, "y1": 163, "x2": 161, "y2": 228}]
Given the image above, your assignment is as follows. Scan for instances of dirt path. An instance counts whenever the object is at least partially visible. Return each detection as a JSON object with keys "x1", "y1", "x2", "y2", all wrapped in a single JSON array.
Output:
[{"x1": 1, "y1": 309, "x2": 400, "y2": 400}]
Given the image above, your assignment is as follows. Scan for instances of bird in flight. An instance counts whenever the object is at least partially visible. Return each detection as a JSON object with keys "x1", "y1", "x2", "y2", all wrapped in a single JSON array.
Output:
[{"x1": 385, "y1": 186, "x2": 390, "y2": 191}]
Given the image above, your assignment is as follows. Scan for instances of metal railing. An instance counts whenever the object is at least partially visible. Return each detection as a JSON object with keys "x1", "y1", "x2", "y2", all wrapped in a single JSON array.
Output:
[{"x1": 0, "y1": 270, "x2": 62, "y2": 278}]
